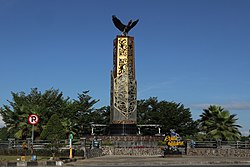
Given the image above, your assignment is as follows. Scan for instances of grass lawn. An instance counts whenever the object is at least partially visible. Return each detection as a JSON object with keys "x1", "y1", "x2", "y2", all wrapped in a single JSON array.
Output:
[{"x1": 0, "y1": 155, "x2": 50, "y2": 162}]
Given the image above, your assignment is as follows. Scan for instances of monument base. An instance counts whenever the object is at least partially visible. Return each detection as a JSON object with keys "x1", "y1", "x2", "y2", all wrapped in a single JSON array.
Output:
[
  {"x1": 163, "y1": 148, "x2": 182, "y2": 158},
  {"x1": 109, "y1": 124, "x2": 137, "y2": 135}
]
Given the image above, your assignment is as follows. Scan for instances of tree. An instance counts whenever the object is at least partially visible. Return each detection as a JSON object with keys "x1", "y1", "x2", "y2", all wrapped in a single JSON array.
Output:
[
  {"x1": 0, "y1": 127, "x2": 14, "y2": 140},
  {"x1": 62, "y1": 91, "x2": 100, "y2": 137},
  {"x1": 137, "y1": 97, "x2": 198, "y2": 137},
  {"x1": 0, "y1": 88, "x2": 104, "y2": 139},
  {"x1": 90, "y1": 106, "x2": 110, "y2": 134},
  {"x1": 40, "y1": 114, "x2": 66, "y2": 140},
  {"x1": 0, "y1": 88, "x2": 69, "y2": 139},
  {"x1": 40, "y1": 114, "x2": 66, "y2": 159},
  {"x1": 198, "y1": 105, "x2": 241, "y2": 141}
]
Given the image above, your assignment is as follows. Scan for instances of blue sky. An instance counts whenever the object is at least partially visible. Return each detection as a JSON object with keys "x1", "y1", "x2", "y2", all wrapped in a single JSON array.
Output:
[{"x1": 0, "y1": 0, "x2": 250, "y2": 135}]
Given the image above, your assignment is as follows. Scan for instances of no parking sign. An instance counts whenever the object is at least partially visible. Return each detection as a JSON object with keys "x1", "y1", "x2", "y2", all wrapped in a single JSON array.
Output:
[{"x1": 28, "y1": 114, "x2": 39, "y2": 125}]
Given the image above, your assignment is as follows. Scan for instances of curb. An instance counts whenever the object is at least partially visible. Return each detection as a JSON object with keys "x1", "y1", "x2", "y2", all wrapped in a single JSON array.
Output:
[
  {"x1": 0, "y1": 161, "x2": 64, "y2": 167},
  {"x1": 0, "y1": 157, "x2": 85, "y2": 167}
]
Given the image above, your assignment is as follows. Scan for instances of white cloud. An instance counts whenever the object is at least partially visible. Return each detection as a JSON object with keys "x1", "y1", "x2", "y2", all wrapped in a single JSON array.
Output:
[
  {"x1": 240, "y1": 129, "x2": 250, "y2": 136},
  {"x1": 190, "y1": 102, "x2": 250, "y2": 110},
  {"x1": 0, "y1": 115, "x2": 5, "y2": 128},
  {"x1": 190, "y1": 103, "x2": 211, "y2": 110}
]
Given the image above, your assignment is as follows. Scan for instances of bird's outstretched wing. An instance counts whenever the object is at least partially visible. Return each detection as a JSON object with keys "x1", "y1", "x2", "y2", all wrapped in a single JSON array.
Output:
[
  {"x1": 126, "y1": 19, "x2": 139, "y2": 33},
  {"x1": 112, "y1": 15, "x2": 125, "y2": 32}
]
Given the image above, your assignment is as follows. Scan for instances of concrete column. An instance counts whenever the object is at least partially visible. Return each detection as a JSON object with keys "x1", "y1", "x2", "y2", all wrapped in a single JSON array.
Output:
[
  {"x1": 91, "y1": 126, "x2": 94, "y2": 135},
  {"x1": 138, "y1": 127, "x2": 141, "y2": 135}
]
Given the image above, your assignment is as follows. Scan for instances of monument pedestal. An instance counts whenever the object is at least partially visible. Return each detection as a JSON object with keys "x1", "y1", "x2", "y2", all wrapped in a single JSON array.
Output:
[
  {"x1": 109, "y1": 124, "x2": 137, "y2": 135},
  {"x1": 163, "y1": 148, "x2": 182, "y2": 157}
]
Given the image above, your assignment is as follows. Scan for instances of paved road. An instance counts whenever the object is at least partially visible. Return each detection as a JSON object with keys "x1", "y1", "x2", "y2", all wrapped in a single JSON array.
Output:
[{"x1": 68, "y1": 155, "x2": 250, "y2": 167}]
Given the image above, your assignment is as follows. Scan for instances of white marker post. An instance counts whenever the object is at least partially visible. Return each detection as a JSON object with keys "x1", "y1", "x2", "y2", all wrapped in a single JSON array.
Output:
[
  {"x1": 69, "y1": 133, "x2": 73, "y2": 159},
  {"x1": 28, "y1": 114, "x2": 39, "y2": 155}
]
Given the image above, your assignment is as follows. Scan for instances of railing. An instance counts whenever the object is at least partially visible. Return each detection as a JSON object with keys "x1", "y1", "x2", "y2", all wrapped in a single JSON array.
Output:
[
  {"x1": 220, "y1": 141, "x2": 250, "y2": 149},
  {"x1": 1, "y1": 139, "x2": 250, "y2": 150},
  {"x1": 0, "y1": 138, "x2": 90, "y2": 150},
  {"x1": 194, "y1": 141, "x2": 217, "y2": 148},
  {"x1": 0, "y1": 138, "x2": 104, "y2": 158},
  {"x1": 192, "y1": 140, "x2": 250, "y2": 149}
]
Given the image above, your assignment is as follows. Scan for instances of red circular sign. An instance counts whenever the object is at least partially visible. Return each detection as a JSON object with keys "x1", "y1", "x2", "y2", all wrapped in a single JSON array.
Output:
[{"x1": 28, "y1": 114, "x2": 39, "y2": 125}]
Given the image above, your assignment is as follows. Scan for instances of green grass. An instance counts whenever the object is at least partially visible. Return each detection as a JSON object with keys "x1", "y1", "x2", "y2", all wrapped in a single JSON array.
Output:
[{"x1": 0, "y1": 156, "x2": 50, "y2": 162}]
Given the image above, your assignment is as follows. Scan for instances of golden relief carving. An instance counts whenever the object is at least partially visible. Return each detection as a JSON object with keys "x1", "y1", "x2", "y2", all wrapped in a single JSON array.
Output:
[
  {"x1": 118, "y1": 38, "x2": 128, "y2": 57},
  {"x1": 111, "y1": 36, "x2": 137, "y2": 122}
]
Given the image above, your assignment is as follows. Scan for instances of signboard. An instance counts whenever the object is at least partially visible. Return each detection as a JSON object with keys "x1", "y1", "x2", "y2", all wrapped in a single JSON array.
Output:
[
  {"x1": 28, "y1": 114, "x2": 39, "y2": 125},
  {"x1": 164, "y1": 129, "x2": 184, "y2": 147},
  {"x1": 69, "y1": 133, "x2": 73, "y2": 140}
]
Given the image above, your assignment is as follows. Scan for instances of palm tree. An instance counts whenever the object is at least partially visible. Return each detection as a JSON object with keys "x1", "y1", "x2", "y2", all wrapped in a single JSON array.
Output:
[{"x1": 199, "y1": 105, "x2": 241, "y2": 141}]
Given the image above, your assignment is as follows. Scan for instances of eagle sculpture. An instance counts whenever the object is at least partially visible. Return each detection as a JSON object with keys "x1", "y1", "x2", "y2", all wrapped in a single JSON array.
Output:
[{"x1": 112, "y1": 15, "x2": 139, "y2": 36}]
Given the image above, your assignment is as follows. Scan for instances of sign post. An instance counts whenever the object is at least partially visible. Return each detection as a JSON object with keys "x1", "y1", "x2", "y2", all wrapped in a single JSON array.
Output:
[
  {"x1": 28, "y1": 114, "x2": 39, "y2": 156},
  {"x1": 69, "y1": 133, "x2": 73, "y2": 159}
]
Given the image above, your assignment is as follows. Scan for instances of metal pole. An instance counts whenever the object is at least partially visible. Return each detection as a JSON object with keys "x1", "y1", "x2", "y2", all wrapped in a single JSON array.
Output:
[{"x1": 31, "y1": 125, "x2": 34, "y2": 155}]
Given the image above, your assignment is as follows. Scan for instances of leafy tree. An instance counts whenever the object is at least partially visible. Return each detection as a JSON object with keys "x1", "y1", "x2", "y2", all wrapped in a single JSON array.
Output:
[
  {"x1": 198, "y1": 105, "x2": 241, "y2": 141},
  {"x1": 90, "y1": 106, "x2": 110, "y2": 134},
  {"x1": 40, "y1": 114, "x2": 66, "y2": 159},
  {"x1": 0, "y1": 127, "x2": 15, "y2": 140},
  {"x1": 62, "y1": 91, "x2": 100, "y2": 138},
  {"x1": 0, "y1": 88, "x2": 104, "y2": 139},
  {"x1": 40, "y1": 114, "x2": 66, "y2": 140},
  {"x1": 137, "y1": 97, "x2": 198, "y2": 137},
  {"x1": 0, "y1": 88, "x2": 69, "y2": 139}
]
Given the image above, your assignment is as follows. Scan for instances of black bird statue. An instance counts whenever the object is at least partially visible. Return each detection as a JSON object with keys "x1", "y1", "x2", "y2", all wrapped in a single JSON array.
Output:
[{"x1": 112, "y1": 15, "x2": 139, "y2": 36}]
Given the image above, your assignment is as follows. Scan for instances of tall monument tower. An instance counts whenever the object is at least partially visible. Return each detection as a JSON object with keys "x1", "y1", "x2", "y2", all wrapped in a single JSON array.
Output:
[{"x1": 110, "y1": 16, "x2": 139, "y2": 135}]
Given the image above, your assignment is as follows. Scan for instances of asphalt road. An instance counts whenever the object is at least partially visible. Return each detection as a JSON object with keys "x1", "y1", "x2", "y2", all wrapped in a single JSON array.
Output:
[
  {"x1": 72, "y1": 164, "x2": 250, "y2": 167},
  {"x1": 72, "y1": 165, "x2": 250, "y2": 167},
  {"x1": 69, "y1": 155, "x2": 250, "y2": 167}
]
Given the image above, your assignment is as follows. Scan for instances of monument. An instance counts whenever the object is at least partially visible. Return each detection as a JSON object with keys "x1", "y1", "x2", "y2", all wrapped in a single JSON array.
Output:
[
  {"x1": 109, "y1": 15, "x2": 139, "y2": 135},
  {"x1": 162, "y1": 129, "x2": 185, "y2": 157}
]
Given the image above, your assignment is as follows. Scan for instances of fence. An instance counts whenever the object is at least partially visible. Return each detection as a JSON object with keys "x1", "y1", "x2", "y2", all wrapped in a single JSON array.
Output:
[
  {"x1": 192, "y1": 140, "x2": 250, "y2": 149},
  {"x1": 0, "y1": 138, "x2": 102, "y2": 157},
  {"x1": 1, "y1": 138, "x2": 250, "y2": 156},
  {"x1": 0, "y1": 139, "x2": 81, "y2": 150}
]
